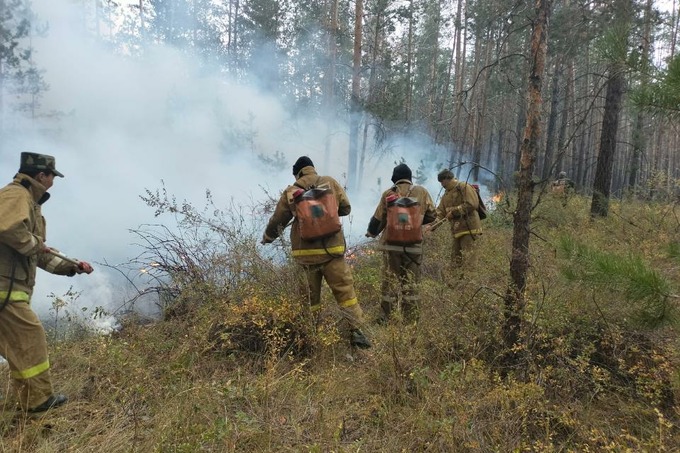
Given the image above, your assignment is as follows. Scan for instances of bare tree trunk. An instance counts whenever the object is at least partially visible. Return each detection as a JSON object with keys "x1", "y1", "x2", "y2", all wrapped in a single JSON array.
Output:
[
  {"x1": 348, "y1": 0, "x2": 363, "y2": 191},
  {"x1": 503, "y1": 0, "x2": 551, "y2": 362},
  {"x1": 591, "y1": 68, "x2": 625, "y2": 216},
  {"x1": 426, "y1": 0, "x2": 441, "y2": 136},
  {"x1": 472, "y1": 30, "x2": 492, "y2": 181},
  {"x1": 541, "y1": 60, "x2": 561, "y2": 179},
  {"x1": 450, "y1": 0, "x2": 466, "y2": 162},
  {"x1": 555, "y1": 58, "x2": 573, "y2": 176},
  {"x1": 405, "y1": 0, "x2": 414, "y2": 122},
  {"x1": 323, "y1": 0, "x2": 338, "y2": 170},
  {"x1": 628, "y1": 0, "x2": 653, "y2": 190},
  {"x1": 671, "y1": 0, "x2": 678, "y2": 59},
  {"x1": 591, "y1": 0, "x2": 631, "y2": 215},
  {"x1": 359, "y1": 6, "x2": 386, "y2": 186}
]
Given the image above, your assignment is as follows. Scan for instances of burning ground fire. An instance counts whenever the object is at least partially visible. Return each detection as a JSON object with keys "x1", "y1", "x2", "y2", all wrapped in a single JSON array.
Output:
[{"x1": 346, "y1": 244, "x2": 376, "y2": 265}]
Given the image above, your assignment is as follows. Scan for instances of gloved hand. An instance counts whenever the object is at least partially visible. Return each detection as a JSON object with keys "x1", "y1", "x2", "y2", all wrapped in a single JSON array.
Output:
[
  {"x1": 261, "y1": 235, "x2": 272, "y2": 245},
  {"x1": 76, "y1": 261, "x2": 94, "y2": 274},
  {"x1": 446, "y1": 206, "x2": 464, "y2": 219}
]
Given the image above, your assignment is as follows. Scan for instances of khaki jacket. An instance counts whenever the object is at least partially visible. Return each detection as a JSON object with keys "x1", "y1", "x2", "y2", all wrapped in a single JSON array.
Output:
[
  {"x1": 436, "y1": 178, "x2": 482, "y2": 238},
  {"x1": 0, "y1": 174, "x2": 77, "y2": 300},
  {"x1": 367, "y1": 180, "x2": 436, "y2": 253},
  {"x1": 264, "y1": 166, "x2": 350, "y2": 265}
]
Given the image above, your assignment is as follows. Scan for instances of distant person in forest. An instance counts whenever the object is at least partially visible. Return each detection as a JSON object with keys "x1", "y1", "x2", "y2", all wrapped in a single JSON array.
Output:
[
  {"x1": 365, "y1": 163, "x2": 436, "y2": 323},
  {"x1": 261, "y1": 156, "x2": 371, "y2": 349},
  {"x1": 551, "y1": 171, "x2": 575, "y2": 195},
  {"x1": 0, "y1": 152, "x2": 94, "y2": 413},
  {"x1": 425, "y1": 169, "x2": 482, "y2": 279}
]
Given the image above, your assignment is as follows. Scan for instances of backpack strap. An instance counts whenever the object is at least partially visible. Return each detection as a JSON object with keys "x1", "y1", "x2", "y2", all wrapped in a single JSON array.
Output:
[
  {"x1": 391, "y1": 182, "x2": 414, "y2": 197},
  {"x1": 294, "y1": 176, "x2": 323, "y2": 191}
]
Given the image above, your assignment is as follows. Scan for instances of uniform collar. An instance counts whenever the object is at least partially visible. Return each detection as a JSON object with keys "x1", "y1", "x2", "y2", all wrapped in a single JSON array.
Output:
[
  {"x1": 444, "y1": 179, "x2": 459, "y2": 192},
  {"x1": 295, "y1": 166, "x2": 318, "y2": 180},
  {"x1": 14, "y1": 173, "x2": 51, "y2": 205}
]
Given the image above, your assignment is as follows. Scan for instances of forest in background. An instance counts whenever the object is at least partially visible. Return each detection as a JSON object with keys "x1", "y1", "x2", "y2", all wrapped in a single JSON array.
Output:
[
  {"x1": 3, "y1": 2, "x2": 680, "y2": 450},
  {"x1": 2, "y1": 0, "x2": 680, "y2": 198}
]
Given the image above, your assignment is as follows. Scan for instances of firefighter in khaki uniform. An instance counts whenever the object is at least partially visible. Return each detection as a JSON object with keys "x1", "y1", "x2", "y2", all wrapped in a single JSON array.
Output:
[
  {"x1": 366, "y1": 163, "x2": 436, "y2": 323},
  {"x1": 426, "y1": 169, "x2": 482, "y2": 278},
  {"x1": 261, "y1": 156, "x2": 371, "y2": 349},
  {"x1": 0, "y1": 152, "x2": 93, "y2": 413}
]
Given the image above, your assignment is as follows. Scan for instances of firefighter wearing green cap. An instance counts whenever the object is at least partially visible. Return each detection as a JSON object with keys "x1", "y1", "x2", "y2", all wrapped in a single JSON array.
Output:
[
  {"x1": 262, "y1": 156, "x2": 371, "y2": 349},
  {"x1": 0, "y1": 152, "x2": 94, "y2": 413}
]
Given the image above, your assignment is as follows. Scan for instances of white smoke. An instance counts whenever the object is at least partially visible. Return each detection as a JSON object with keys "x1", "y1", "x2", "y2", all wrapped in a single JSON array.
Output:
[{"x1": 2, "y1": 0, "x2": 476, "y2": 327}]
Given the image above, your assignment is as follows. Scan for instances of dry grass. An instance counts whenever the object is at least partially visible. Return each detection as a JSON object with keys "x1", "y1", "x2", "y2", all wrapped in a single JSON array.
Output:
[{"x1": 1, "y1": 193, "x2": 680, "y2": 452}]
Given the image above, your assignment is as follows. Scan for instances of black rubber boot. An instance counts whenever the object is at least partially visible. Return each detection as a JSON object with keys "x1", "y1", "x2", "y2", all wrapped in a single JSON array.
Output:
[
  {"x1": 350, "y1": 329, "x2": 372, "y2": 349},
  {"x1": 28, "y1": 394, "x2": 68, "y2": 413}
]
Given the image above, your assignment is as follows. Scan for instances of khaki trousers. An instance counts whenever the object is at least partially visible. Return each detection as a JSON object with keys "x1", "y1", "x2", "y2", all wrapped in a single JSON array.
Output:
[
  {"x1": 380, "y1": 251, "x2": 421, "y2": 322},
  {"x1": 451, "y1": 234, "x2": 480, "y2": 278},
  {"x1": 302, "y1": 257, "x2": 364, "y2": 328},
  {"x1": 0, "y1": 301, "x2": 53, "y2": 410}
]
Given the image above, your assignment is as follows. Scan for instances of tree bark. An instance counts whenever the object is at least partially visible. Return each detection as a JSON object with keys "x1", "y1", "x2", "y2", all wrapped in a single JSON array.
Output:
[
  {"x1": 628, "y1": 0, "x2": 653, "y2": 190},
  {"x1": 503, "y1": 0, "x2": 551, "y2": 360},
  {"x1": 591, "y1": 68, "x2": 625, "y2": 216},
  {"x1": 323, "y1": 0, "x2": 338, "y2": 170},
  {"x1": 541, "y1": 60, "x2": 561, "y2": 179},
  {"x1": 348, "y1": 0, "x2": 363, "y2": 191}
]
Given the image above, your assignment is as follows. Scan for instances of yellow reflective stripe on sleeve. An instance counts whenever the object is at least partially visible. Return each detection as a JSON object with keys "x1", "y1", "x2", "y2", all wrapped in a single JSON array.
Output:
[
  {"x1": 292, "y1": 245, "x2": 346, "y2": 257},
  {"x1": 45, "y1": 256, "x2": 61, "y2": 272},
  {"x1": 453, "y1": 229, "x2": 483, "y2": 239},
  {"x1": 340, "y1": 297, "x2": 358, "y2": 308},
  {"x1": 0, "y1": 291, "x2": 30, "y2": 302},
  {"x1": 11, "y1": 359, "x2": 50, "y2": 379}
]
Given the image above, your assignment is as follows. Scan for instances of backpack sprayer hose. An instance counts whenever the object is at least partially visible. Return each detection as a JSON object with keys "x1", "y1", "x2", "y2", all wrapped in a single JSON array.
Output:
[{"x1": 46, "y1": 248, "x2": 81, "y2": 266}]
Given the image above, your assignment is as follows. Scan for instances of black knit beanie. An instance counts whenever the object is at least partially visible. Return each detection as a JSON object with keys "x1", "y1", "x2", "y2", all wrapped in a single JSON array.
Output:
[
  {"x1": 391, "y1": 163, "x2": 412, "y2": 183},
  {"x1": 292, "y1": 156, "x2": 314, "y2": 176}
]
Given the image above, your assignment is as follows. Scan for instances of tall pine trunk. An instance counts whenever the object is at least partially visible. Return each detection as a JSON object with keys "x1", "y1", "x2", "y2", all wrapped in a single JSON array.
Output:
[
  {"x1": 348, "y1": 0, "x2": 363, "y2": 191},
  {"x1": 590, "y1": 0, "x2": 631, "y2": 216},
  {"x1": 503, "y1": 0, "x2": 551, "y2": 362}
]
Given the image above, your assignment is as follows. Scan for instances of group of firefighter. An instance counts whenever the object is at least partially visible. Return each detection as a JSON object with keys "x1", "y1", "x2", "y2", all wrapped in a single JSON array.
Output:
[
  {"x1": 0, "y1": 152, "x2": 484, "y2": 414},
  {"x1": 262, "y1": 156, "x2": 485, "y2": 351}
]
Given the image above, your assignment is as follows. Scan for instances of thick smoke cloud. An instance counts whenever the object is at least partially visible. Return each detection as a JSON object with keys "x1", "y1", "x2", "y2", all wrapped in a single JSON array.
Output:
[{"x1": 4, "y1": 0, "x2": 453, "y2": 328}]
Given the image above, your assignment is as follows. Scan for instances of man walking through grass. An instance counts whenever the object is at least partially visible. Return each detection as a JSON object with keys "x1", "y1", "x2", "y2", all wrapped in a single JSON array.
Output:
[
  {"x1": 261, "y1": 156, "x2": 371, "y2": 349},
  {"x1": 426, "y1": 168, "x2": 482, "y2": 279},
  {"x1": 0, "y1": 152, "x2": 93, "y2": 413},
  {"x1": 365, "y1": 163, "x2": 436, "y2": 323}
]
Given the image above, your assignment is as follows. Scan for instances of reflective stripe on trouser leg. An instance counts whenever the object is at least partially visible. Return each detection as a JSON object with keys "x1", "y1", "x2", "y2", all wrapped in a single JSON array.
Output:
[
  {"x1": 322, "y1": 257, "x2": 364, "y2": 327},
  {"x1": 0, "y1": 302, "x2": 54, "y2": 409}
]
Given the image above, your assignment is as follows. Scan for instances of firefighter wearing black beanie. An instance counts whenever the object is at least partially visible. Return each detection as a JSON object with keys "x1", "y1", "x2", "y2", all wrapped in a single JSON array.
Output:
[
  {"x1": 263, "y1": 155, "x2": 372, "y2": 350},
  {"x1": 391, "y1": 163, "x2": 412, "y2": 183},
  {"x1": 292, "y1": 156, "x2": 314, "y2": 177}
]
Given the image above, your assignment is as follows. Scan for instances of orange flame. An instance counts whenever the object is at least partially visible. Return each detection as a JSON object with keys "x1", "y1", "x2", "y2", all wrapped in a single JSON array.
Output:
[{"x1": 492, "y1": 192, "x2": 503, "y2": 203}]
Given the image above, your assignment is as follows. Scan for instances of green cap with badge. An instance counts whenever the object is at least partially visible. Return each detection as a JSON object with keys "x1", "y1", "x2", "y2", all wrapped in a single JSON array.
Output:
[{"x1": 19, "y1": 152, "x2": 64, "y2": 178}]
